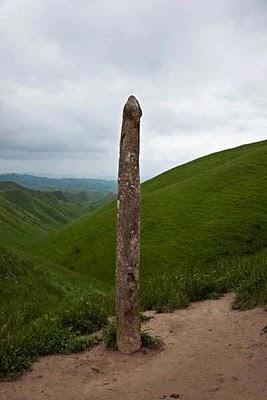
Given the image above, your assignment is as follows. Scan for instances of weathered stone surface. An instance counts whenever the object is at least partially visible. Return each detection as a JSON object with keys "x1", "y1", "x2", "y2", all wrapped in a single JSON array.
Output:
[{"x1": 116, "y1": 95, "x2": 142, "y2": 354}]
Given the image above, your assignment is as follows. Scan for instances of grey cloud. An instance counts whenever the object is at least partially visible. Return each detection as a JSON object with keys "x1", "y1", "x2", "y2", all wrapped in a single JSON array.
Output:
[{"x1": 0, "y1": 0, "x2": 266, "y2": 178}]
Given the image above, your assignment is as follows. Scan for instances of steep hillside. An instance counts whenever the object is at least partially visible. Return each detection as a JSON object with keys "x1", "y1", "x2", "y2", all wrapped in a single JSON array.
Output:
[
  {"x1": 33, "y1": 140, "x2": 267, "y2": 284},
  {"x1": 0, "y1": 182, "x2": 88, "y2": 248},
  {"x1": 0, "y1": 174, "x2": 116, "y2": 193},
  {"x1": 61, "y1": 190, "x2": 114, "y2": 210},
  {"x1": 0, "y1": 244, "x2": 109, "y2": 319},
  {"x1": 0, "y1": 244, "x2": 111, "y2": 378}
]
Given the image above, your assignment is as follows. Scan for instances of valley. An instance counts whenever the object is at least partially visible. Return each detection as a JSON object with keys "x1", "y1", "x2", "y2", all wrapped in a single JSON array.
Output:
[{"x1": 0, "y1": 179, "x2": 113, "y2": 249}]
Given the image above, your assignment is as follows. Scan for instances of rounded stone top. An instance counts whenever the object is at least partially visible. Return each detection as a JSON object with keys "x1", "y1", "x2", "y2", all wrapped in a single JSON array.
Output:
[{"x1": 123, "y1": 95, "x2": 142, "y2": 120}]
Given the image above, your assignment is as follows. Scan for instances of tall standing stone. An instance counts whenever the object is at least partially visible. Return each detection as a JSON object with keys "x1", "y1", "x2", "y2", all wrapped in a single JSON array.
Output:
[{"x1": 116, "y1": 95, "x2": 142, "y2": 354}]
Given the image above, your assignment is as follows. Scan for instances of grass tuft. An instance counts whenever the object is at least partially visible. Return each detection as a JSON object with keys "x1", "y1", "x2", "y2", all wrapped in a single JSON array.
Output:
[
  {"x1": 141, "y1": 330, "x2": 163, "y2": 349},
  {"x1": 140, "y1": 313, "x2": 152, "y2": 322},
  {"x1": 102, "y1": 320, "x2": 163, "y2": 351},
  {"x1": 102, "y1": 320, "x2": 117, "y2": 350},
  {"x1": 231, "y1": 257, "x2": 267, "y2": 310}
]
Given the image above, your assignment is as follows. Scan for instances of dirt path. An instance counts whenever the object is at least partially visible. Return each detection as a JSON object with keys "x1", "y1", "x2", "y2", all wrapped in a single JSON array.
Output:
[{"x1": 1, "y1": 293, "x2": 266, "y2": 400}]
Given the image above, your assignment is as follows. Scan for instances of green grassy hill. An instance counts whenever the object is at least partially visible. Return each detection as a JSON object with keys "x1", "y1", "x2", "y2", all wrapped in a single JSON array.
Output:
[
  {"x1": 0, "y1": 182, "x2": 89, "y2": 248},
  {"x1": 33, "y1": 140, "x2": 267, "y2": 285},
  {"x1": 1, "y1": 140, "x2": 267, "y2": 378},
  {"x1": 61, "y1": 190, "x2": 115, "y2": 211}
]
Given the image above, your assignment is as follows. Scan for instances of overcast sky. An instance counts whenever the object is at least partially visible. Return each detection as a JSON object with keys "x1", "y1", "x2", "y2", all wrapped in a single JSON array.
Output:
[{"x1": 0, "y1": 0, "x2": 266, "y2": 179}]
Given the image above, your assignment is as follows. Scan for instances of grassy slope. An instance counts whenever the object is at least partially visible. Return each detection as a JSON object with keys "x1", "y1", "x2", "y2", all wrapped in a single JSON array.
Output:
[
  {"x1": 61, "y1": 190, "x2": 107, "y2": 209},
  {"x1": 0, "y1": 244, "x2": 112, "y2": 378},
  {"x1": 33, "y1": 140, "x2": 267, "y2": 284},
  {"x1": 0, "y1": 182, "x2": 89, "y2": 249},
  {"x1": 0, "y1": 245, "x2": 109, "y2": 322}
]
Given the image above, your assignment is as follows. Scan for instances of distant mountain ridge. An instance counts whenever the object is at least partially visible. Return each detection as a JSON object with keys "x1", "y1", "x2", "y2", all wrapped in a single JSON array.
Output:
[{"x1": 0, "y1": 173, "x2": 117, "y2": 193}]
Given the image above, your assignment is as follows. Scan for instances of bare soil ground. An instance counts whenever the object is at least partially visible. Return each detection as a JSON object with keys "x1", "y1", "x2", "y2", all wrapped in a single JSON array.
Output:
[{"x1": 1, "y1": 293, "x2": 266, "y2": 400}]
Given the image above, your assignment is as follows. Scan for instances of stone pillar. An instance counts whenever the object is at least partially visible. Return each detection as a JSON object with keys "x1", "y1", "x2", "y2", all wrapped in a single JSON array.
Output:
[{"x1": 116, "y1": 95, "x2": 142, "y2": 354}]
